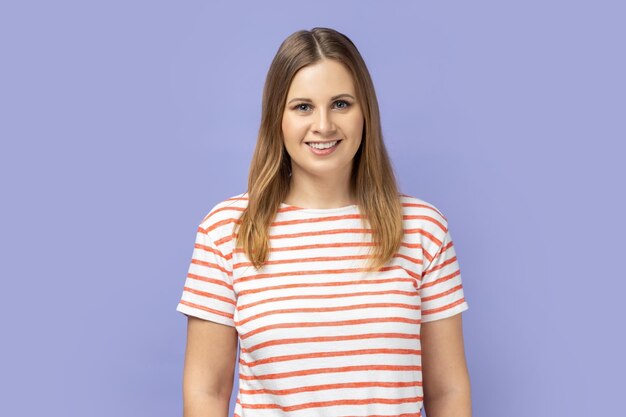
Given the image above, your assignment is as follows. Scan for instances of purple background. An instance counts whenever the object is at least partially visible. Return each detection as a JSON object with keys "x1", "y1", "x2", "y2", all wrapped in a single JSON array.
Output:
[{"x1": 1, "y1": 1, "x2": 624, "y2": 416}]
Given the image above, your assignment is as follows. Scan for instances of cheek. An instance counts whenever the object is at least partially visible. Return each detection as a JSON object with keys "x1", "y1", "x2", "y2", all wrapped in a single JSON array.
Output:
[
  {"x1": 281, "y1": 114, "x2": 295, "y2": 136},
  {"x1": 282, "y1": 115, "x2": 306, "y2": 140},
  {"x1": 347, "y1": 113, "x2": 364, "y2": 136}
]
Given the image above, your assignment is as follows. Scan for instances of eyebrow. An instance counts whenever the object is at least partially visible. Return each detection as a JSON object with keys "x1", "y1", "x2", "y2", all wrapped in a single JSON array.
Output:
[{"x1": 287, "y1": 93, "x2": 356, "y2": 105}]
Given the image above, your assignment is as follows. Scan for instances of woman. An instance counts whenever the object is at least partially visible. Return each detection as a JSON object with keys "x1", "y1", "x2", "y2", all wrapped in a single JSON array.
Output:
[{"x1": 176, "y1": 27, "x2": 472, "y2": 417}]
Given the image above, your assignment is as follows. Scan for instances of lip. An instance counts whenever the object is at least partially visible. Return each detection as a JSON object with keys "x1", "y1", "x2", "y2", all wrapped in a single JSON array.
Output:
[
  {"x1": 304, "y1": 139, "x2": 342, "y2": 144},
  {"x1": 305, "y1": 139, "x2": 341, "y2": 156}
]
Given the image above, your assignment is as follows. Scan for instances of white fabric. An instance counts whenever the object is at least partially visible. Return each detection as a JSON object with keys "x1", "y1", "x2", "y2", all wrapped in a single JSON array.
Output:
[{"x1": 176, "y1": 192, "x2": 469, "y2": 416}]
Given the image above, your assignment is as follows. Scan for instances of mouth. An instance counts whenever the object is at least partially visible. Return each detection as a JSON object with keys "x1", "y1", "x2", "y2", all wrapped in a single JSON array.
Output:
[{"x1": 304, "y1": 139, "x2": 342, "y2": 150}]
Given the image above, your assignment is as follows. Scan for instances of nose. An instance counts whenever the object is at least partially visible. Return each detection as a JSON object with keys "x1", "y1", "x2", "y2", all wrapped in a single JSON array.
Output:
[{"x1": 312, "y1": 107, "x2": 336, "y2": 136}]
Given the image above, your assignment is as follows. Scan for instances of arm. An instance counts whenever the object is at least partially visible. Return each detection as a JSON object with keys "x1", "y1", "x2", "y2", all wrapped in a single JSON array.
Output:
[
  {"x1": 182, "y1": 316, "x2": 239, "y2": 417},
  {"x1": 421, "y1": 313, "x2": 472, "y2": 417}
]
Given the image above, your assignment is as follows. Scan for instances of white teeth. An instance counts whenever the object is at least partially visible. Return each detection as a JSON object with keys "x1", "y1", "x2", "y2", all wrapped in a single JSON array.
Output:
[{"x1": 307, "y1": 140, "x2": 339, "y2": 150}]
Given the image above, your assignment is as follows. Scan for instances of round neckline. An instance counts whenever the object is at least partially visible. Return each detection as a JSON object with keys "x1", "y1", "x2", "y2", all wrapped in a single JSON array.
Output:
[{"x1": 279, "y1": 202, "x2": 359, "y2": 214}]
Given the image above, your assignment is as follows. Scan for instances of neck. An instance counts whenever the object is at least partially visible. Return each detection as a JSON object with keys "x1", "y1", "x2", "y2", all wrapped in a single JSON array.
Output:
[{"x1": 284, "y1": 166, "x2": 355, "y2": 209}]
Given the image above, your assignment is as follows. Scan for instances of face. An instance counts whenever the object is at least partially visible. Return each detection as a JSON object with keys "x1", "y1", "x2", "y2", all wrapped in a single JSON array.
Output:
[{"x1": 281, "y1": 58, "x2": 364, "y2": 181}]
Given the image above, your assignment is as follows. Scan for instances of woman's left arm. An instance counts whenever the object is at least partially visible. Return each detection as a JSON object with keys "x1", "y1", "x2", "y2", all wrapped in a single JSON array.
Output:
[{"x1": 421, "y1": 313, "x2": 472, "y2": 417}]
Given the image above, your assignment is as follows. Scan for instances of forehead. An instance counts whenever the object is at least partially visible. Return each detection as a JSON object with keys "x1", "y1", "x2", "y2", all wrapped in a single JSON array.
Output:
[{"x1": 286, "y1": 59, "x2": 356, "y2": 98}]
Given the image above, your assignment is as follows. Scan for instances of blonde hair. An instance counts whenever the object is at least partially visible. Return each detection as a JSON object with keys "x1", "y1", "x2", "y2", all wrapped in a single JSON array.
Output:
[{"x1": 234, "y1": 27, "x2": 403, "y2": 272}]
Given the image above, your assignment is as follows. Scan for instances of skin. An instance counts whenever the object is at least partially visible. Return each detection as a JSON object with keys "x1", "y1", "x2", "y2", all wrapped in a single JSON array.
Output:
[
  {"x1": 282, "y1": 58, "x2": 472, "y2": 415},
  {"x1": 181, "y1": 57, "x2": 471, "y2": 417},
  {"x1": 281, "y1": 58, "x2": 364, "y2": 209},
  {"x1": 182, "y1": 317, "x2": 237, "y2": 417},
  {"x1": 421, "y1": 314, "x2": 473, "y2": 416}
]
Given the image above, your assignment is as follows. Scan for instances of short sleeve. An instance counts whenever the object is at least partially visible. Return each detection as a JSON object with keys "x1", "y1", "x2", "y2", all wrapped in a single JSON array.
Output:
[
  {"x1": 419, "y1": 223, "x2": 469, "y2": 323},
  {"x1": 175, "y1": 223, "x2": 237, "y2": 328}
]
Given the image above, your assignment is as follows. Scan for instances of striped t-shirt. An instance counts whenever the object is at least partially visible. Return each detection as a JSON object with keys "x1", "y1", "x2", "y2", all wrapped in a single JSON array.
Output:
[{"x1": 176, "y1": 192, "x2": 469, "y2": 417}]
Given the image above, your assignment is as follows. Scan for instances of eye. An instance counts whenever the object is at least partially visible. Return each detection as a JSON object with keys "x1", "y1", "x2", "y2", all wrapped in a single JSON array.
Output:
[
  {"x1": 293, "y1": 103, "x2": 312, "y2": 112},
  {"x1": 334, "y1": 100, "x2": 351, "y2": 109}
]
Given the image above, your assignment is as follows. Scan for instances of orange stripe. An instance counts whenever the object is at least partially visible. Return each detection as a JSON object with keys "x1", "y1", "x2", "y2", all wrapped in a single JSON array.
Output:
[
  {"x1": 421, "y1": 284, "x2": 464, "y2": 303},
  {"x1": 239, "y1": 379, "x2": 422, "y2": 395},
  {"x1": 273, "y1": 213, "x2": 364, "y2": 226},
  {"x1": 240, "y1": 317, "x2": 421, "y2": 340},
  {"x1": 203, "y1": 228, "x2": 366, "y2": 248},
  {"x1": 223, "y1": 227, "x2": 434, "y2": 246},
  {"x1": 236, "y1": 264, "x2": 405, "y2": 284},
  {"x1": 202, "y1": 217, "x2": 237, "y2": 234},
  {"x1": 243, "y1": 331, "x2": 420, "y2": 353},
  {"x1": 260, "y1": 241, "x2": 376, "y2": 252},
  {"x1": 205, "y1": 213, "x2": 369, "y2": 235},
  {"x1": 214, "y1": 234, "x2": 233, "y2": 246},
  {"x1": 241, "y1": 347, "x2": 421, "y2": 367},
  {"x1": 232, "y1": 241, "x2": 377, "y2": 256},
  {"x1": 201, "y1": 202, "x2": 243, "y2": 223},
  {"x1": 182, "y1": 286, "x2": 235, "y2": 306},
  {"x1": 178, "y1": 299, "x2": 234, "y2": 319},
  {"x1": 394, "y1": 252, "x2": 423, "y2": 265},
  {"x1": 233, "y1": 253, "x2": 372, "y2": 269},
  {"x1": 403, "y1": 214, "x2": 446, "y2": 232},
  {"x1": 405, "y1": 227, "x2": 442, "y2": 246},
  {"x1": 194, "y1": 228, "x2": 231, "y2": 260},
  {"x1": 270, "y1": 227, "x2": 373, "y2": 239},
  {"x1": 422, "y1": 257, "x2": 459, "y2": 282},
  {"x1": 403, "y1": 201, "x2": 444, "y2": 216},
  {"x1": 237, "y1": 284, "x2": 417, "y2": 308},
  {"x1": 233, "y1": 251, "x2": 422, "y2": 269},
  {"x1": 201, "y1": 205, "x2": 244, "y2": 223},
  {"x1": 193, "y1": 242, "x2": 231, "y2": 260},
  {"x1": 423, "y1": 239, "x2": 454, "y2": 267},
  {"x1": 422, "y1": 298, "x2": 467, "y2": 316},
  {"x1": 240, "y1": 395, "x2": 423, "y2": 412},
  {"x1": 236, "y1": 245, "x2": 423, "y2": 265},
  {"x1": 421, "y1": 269, "x2": 461, "y2": 290},
  {"x1": 185, "y1": 272, "x2": 233, "y2": 290},
  {"x1": 189, "y1": 258, "x2": 231, "y2": 275},
  {"x1": 237, "y1": 364, "x2": 422, "y2": 380},
  {"x1": 238, "y1": 301, "x2": 419, "y2": 327}
]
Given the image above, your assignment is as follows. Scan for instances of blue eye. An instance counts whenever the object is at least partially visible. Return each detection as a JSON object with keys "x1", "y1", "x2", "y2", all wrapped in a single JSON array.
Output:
[
  {"x1": 294, "y1": 103, "x2": 311, "y2": 112},
  {"x1": 292, "y1": 100, "x2": 351, "y2": 112}
]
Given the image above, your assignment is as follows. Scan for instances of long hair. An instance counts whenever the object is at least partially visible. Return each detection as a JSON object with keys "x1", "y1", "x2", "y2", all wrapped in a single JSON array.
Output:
[{"x1": 234, "y1": 27, "x2": 404, "y2": 272}]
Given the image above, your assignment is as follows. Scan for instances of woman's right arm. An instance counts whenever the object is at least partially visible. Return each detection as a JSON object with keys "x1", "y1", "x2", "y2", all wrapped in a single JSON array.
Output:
[{"x1": 182, "y1": 315, "x2": 239, "y2": 417}]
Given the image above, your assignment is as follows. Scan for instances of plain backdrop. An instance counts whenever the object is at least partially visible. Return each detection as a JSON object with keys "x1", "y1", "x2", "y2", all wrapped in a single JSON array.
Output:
[{"x1": 1, "y1": 1, "x2": 624, "y2": 416}]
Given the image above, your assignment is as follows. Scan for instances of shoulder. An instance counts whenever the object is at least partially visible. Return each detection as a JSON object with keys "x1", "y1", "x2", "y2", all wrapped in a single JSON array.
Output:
[
  {"x1": 398, "y1": 192, "x2": 450, "y2": 238},
  {"x1": 399, "y1": 193, "x2": 447, "y2": 222},
  {"x1": 198, "y1": 191, "x2": 249, "y2": 238}
]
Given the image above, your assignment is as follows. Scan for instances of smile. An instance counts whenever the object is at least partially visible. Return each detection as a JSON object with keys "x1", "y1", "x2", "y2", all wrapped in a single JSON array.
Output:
[{"x1": 305, "y1": 140, "x2": 342, "y2": 155}]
